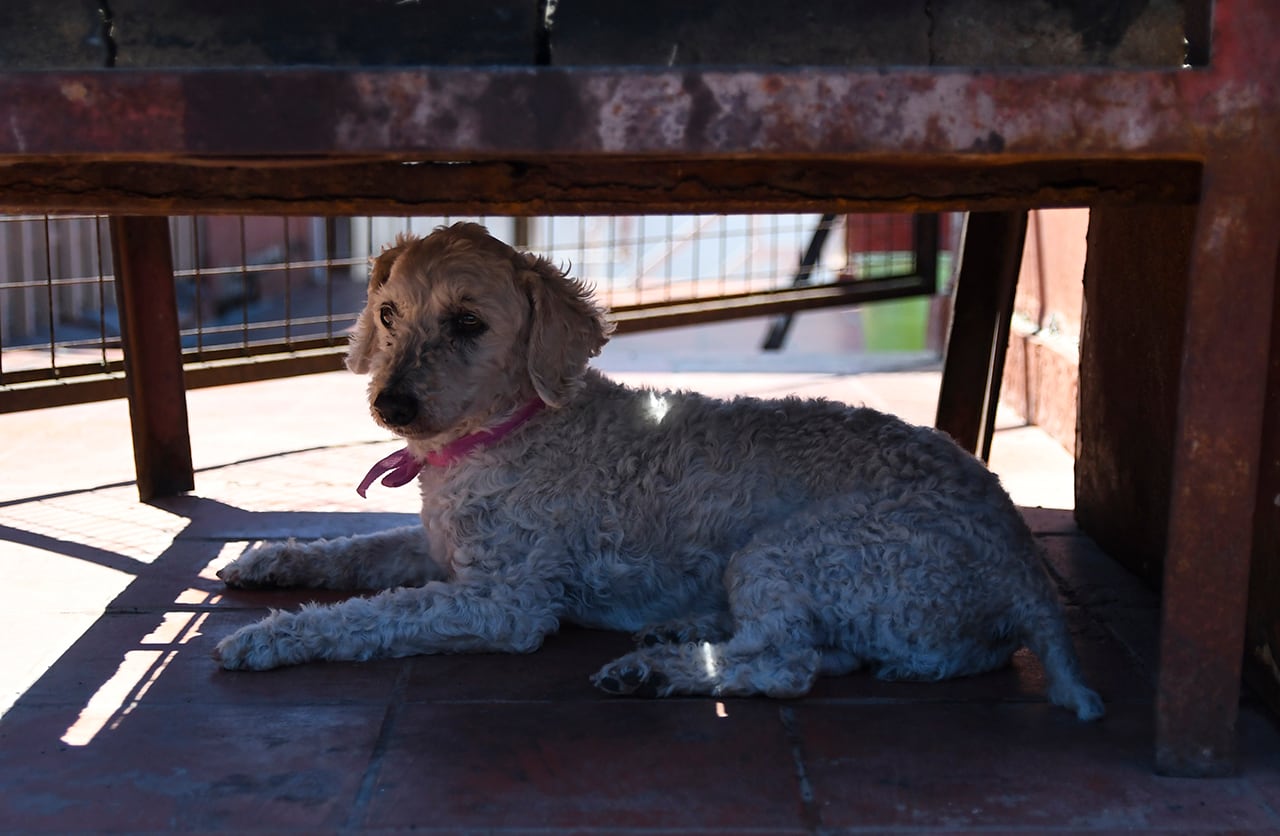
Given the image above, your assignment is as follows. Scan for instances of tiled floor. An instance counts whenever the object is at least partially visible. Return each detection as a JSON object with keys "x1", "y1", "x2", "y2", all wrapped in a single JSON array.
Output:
[{"x1": 1, "y1": 368, "x2": 1278, "y2": 833}]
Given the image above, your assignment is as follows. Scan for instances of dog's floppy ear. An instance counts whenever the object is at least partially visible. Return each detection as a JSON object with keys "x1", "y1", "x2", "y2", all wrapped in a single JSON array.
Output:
[
  {"x1": 347, "y1": 234, "x2": 416, "y2": 374},
  {"x1": 520, "y1": 253, "x2": 613, "y2": 407}
]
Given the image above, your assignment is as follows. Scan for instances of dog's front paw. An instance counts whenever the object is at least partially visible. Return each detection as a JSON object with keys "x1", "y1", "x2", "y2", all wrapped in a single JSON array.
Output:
[
  {"x1": 213, "y1": 616, "x2": 300, "y2": 671},
  {"x1": 217, "y1": 540, "x2": 301, "y2": 589},
  {"x1": 592, "y1": 654, "x2": 671, "y2": 697}
]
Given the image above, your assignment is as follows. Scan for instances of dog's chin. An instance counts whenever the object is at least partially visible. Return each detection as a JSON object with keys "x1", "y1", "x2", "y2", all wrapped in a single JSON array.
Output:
[
  {"x1": 379, "y1": 422, "x2": 442, "y2": 443},
  {"x1": 368, "y1": 411, "x2": 442, "y2": 442},
  {"x1": 375, "y1": 415, "x2": 477, "y2": 449},
  {"x1": 370, "y1": 400, "x2": 511, "y2": 446}
]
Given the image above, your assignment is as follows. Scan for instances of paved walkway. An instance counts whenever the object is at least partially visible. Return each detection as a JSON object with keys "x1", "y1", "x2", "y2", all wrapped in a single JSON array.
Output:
[{"x1": 1, "y1": 367, "x2": 1277, "y2": 833}]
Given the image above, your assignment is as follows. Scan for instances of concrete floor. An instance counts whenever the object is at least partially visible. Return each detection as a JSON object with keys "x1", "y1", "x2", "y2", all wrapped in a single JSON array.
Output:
[{"x1": 1, "y1": 363, "x2": 1277, "y2": 833}]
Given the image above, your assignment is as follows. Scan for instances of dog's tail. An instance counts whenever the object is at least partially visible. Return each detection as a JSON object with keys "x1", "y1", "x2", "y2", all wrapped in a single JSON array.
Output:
[{"x1": 1017, "y1": 573, "x2": 1106, "y2": 721}]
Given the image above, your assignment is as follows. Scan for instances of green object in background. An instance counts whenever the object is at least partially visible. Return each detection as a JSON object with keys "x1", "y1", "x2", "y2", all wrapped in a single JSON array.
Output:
[
  {"x1": 855, "y1": 251, "x2": 951, "y2": 352},
  {"x1": 862, "y1": 297, "x2": 931, "y2": 351}
]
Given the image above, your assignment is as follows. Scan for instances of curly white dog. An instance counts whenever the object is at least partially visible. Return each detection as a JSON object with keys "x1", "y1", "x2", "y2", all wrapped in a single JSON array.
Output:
[{"x1": 214, "y1": 222, "x2": 1104, "y2": 721}]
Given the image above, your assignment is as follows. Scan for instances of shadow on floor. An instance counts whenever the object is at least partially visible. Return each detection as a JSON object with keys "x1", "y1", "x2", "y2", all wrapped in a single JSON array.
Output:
[{"x1": 1, "y1": 495, "x2": 1278, "y2": 832}]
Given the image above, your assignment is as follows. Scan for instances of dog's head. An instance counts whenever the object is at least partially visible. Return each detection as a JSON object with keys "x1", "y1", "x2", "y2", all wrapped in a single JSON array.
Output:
[{"x1": 347, "y1": 222, "x2": 612, "y2": 443}]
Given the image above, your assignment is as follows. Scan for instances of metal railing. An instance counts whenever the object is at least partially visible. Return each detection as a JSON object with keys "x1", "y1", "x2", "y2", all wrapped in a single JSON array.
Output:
[{"x1": 0, "y1": 212, "x2": 946, "y2": 412}]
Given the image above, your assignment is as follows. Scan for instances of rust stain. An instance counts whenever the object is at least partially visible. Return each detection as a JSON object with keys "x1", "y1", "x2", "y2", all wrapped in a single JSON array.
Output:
[{"x1": 60, "y1": 81, "x2": 89, "y2": 104}]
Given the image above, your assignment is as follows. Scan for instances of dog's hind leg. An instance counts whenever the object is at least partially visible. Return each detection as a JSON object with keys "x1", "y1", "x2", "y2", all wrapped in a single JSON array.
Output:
[
  {"x1": 595, "y1": 526, "x2": 842, "y2": 698},
  {"x1": 593, "y1": 633, "x2": 822, "y2": 698},
  {"x1": 635, "y1": 610, "x2": 734, "y2": 647},
  {"x1": 595, "y1": 589, "x2": 824, "y2": 698},
  {"x1": 218, "y1": 525, "x2": 444, "y2": 591}
]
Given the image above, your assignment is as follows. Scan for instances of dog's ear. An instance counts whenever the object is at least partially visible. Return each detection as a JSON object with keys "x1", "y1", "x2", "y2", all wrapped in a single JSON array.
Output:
[
  {"x1": 519, "y1": 253, "x2": 613, "y2": 407},
  {"x1": 347, "y1": 234, "x2": 416, "y2": 374}
]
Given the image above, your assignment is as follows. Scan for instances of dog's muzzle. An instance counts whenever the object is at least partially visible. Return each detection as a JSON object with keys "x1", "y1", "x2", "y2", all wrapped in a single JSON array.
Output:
[{"x1": 373, "y1": 389, "x2": 418, "y2": 427}]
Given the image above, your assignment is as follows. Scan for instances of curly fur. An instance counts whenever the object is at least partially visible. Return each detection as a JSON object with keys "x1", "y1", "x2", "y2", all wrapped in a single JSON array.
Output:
[{"x1": 214, "y1": 221, "x2": 1104, "y2": 721}]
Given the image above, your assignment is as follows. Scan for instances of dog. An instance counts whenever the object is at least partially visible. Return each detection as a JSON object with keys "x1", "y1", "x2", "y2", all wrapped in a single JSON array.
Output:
[{"x1": 214, "y1": 222, "x2": 1104, "y2": 721}]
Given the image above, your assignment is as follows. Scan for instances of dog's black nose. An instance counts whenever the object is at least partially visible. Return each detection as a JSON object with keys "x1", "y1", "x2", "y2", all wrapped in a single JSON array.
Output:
[{"x1": 373, "y1": 390, "x2": 418, "y2": 427}]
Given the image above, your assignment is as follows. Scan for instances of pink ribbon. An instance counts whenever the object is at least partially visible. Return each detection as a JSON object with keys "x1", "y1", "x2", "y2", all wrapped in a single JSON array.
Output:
[
  {"x1": 356, "y1": 399, "x2": 546, "y2": 497},
  {"x1": 356, "y1": 448, "x2": 424, "y2": 498}
]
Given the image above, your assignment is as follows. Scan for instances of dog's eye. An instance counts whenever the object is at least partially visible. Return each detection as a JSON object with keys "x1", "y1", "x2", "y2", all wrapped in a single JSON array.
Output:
[
  {"x1": 450, "y1": 311, "x2": 487, "y2": 337},
  {"x1": 378, "y1": 303, "x2": 397, "y2": 331}
]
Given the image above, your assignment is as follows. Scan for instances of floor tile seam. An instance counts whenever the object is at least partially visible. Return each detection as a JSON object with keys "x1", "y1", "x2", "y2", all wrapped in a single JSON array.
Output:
[
  {"x1": 13, "y1": 694, "x2": 1155, "y2": 711},
  {"x1": 392, "y1": 695, "x2": 1120, "y2": 707},
  {"x1": 799, "y1": 828, "x2": 1255, "y2": 834},
  {"x1": 1064, "y1": 599, "x2": 1161, "y2": 613},
  {"x1": 778, "y1": 694, "x2": 1065, "y2": 707},
  {"x1": 196, "y1": 440, "x2": 394, "y2": 476},
  {"x1": 1038, "y1": 554, "x2": 1161, "y2": 681},
  {"x1": 171, "y1": 535, "x2": 407, "y2": 545},
  {"x1": 1036, "y1": 539, "x2": 1161, "y2": 610},
  {"x1": 778, "y1": 704, "x2": 823, "y2": 834},
  {"x1": 104, "y1": 604, "x2": 248, "y2": 614},
  {"x1": 106, "y1": 601, "x2": 377, "y2": 613},
  {"x1": 0, "y1": 483, "x2": 138, "y2": 510},
  {"x1": 4, "y1": 698, "x2": 397, "y2": 711},
  {"x1": 343, "y1": 659, "x2": 414, "y2": 833},
  {"x1": 0, "y1": 441, "x2": 392, "y2": 510},
  {"x1": 342, "y1": 829, "x2": 812, "y2": 835},
  {"x1": 1077, "y1": 607, "x2": 1160, "y2": 684},
  {"x1": 1037, "y1": 549, "x2": 1086, "y2": 605},
  {"x1": 1235, "y1": 774, "x2": 1280, "y2": 828},
  {"x1": 393, "y1": 697, "x2": 737, "y2": 706},
  {"x1": 7, "y1": 607, "x2": 126, "y2": 617},
  {"x1": 797, "y1": 694, "x2": 1153, "y2": 708},
  {"x1": 345, "y1": 824, "x2": 814, "y2": 829},
  {"x1": 118, "y1": 829, "x2": 331, "y2": 836}
]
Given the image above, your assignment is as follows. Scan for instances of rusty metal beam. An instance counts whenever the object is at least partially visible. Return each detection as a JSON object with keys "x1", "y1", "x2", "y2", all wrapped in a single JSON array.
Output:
[
  {"x1": 0, "y1": 0, "x2": 1273, "y2": 173},
  {"x1": 0, "y1": 65, "x2": 1246, "y2": 163},
  {"x1": 0, "y1": 158, "x2": 1201, "y2": 217},
  {"x1": 1155, "y1": 155, "x2": 1280, "y2": 777},
  {"x1": 1145, "y1": 0, "x2": 1280, "y2": 778}
]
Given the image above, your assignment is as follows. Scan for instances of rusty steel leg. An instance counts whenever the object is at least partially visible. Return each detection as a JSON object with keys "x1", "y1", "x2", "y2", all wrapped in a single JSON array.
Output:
[
  {"x1": 935, "y1": 212, "x2": 1028, "y2": 461},
  {"x1": 1075, "y1": 204, "x2": 1195, "y2": 581},
  {"x1": 1155, "y1": 159, "x2": 1280, "y2": 776},
  {"x1": 110, "y1": 215, "x2": 195, "y2": 501}
]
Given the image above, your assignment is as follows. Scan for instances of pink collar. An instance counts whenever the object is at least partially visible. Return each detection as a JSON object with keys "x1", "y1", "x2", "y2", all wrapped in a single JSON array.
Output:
[{"x1": 357, "y1": 399, "x2": 545, "y2": 497}]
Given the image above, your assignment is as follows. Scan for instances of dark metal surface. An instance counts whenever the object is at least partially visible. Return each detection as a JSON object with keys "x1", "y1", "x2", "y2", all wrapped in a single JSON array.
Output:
[
  {"x1": 1155, "y1": 155, "x2": 1280, "y2": 776},
  {"x1": 0, "y1": 65, "x2": 1249, "y2": 162},
  {"x1": 553, "y1": 0, "x2": 1184, "y2": 68},
  {"x1": 935, "y1": 212, "x2": 1028, "y2": 461},
  {"x1": 1245, "y1": 250, "x2": 1280, "y2": 725},
  {"x1": 1076, "y1": 205, "x2": 1195, "y2": 588},
  {"x1": 1, "y1": 1, "x2": 1186, "y2": 72},
  {"x1": 0, "y1": 0, "x2": 1262, "y2": 173},
  {"x1": 0, "y1": 158, "x2": 1201, "y2": 217}
]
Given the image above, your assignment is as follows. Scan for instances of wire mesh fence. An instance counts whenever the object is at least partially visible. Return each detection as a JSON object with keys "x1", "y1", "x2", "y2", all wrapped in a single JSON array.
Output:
[
  {"x1": 0, "y1": 212, "x2": 943, "y2": 410},
  {"x1": 0, "y1": 214, "x2": 118, "y2": 378}
]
